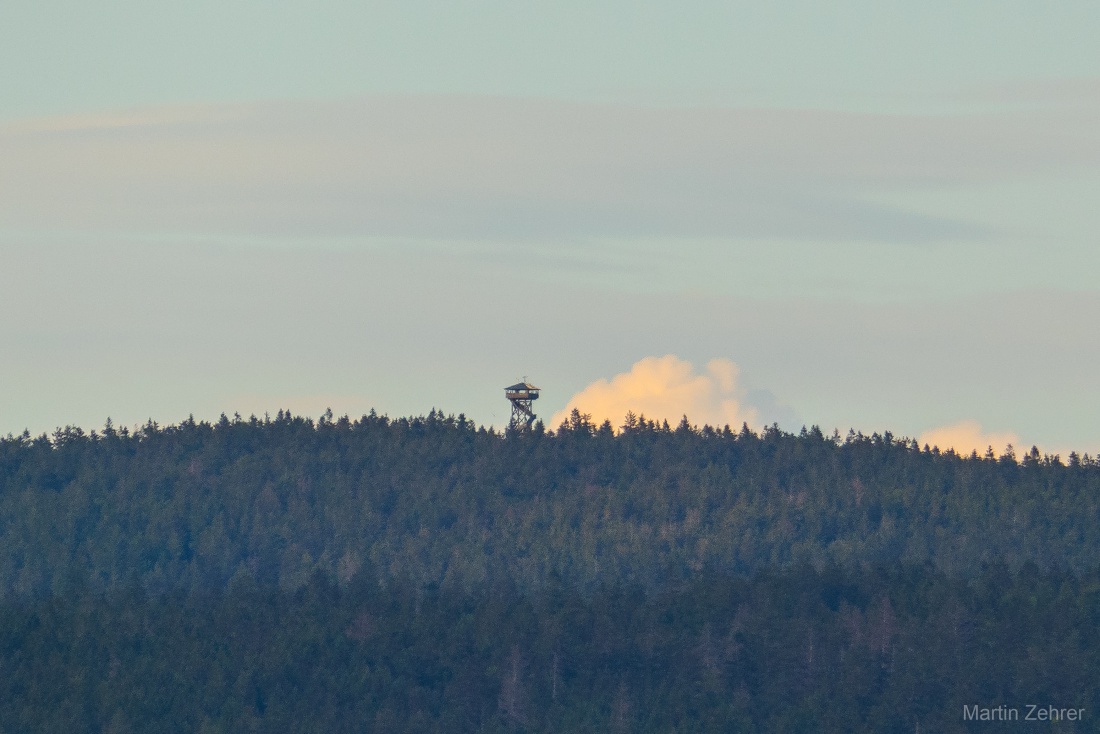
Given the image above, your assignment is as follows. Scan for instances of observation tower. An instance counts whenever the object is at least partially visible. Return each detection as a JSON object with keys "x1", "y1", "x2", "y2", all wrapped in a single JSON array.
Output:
[{"x1": 504, "y1": 380, "x2": 539, "y2": 431}]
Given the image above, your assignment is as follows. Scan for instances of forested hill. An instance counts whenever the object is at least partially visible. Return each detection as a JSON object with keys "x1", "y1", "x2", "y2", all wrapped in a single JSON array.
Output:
[{"x1": 2, "y1": 409, "x2": 1097, "y2": 598}]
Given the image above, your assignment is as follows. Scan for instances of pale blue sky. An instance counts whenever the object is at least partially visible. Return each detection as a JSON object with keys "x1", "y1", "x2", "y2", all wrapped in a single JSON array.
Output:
[
  {"x1": 1, "y1": 1, "x2": 1099, "y2": 453},
  {"x1": 4, "y1": 1, "x2": 1099, "y2": 116}
]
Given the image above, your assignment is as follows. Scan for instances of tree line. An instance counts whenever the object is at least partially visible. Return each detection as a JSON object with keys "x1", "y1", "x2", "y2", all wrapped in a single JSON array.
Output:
[
  {"x1": 2, "y1": 409, "x2": 1098, "y2": 731},
  {"x1": 0, "y1": 409, "x2": 1097, "y2": 598}
]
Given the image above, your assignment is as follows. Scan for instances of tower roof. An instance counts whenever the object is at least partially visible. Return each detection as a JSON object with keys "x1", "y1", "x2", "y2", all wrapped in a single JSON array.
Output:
[{"x1": 505, "y1": 381, "x2": 539, "y2": 391}]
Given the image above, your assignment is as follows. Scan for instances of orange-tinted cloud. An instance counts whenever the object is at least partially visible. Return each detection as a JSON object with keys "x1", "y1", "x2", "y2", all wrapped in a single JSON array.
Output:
[
  {"x1": 918, "y1": 420, "x2": 1020, "y2": 457},
  {"x1": 549, "y1": 355, "x2": 758, "y2": 431}
]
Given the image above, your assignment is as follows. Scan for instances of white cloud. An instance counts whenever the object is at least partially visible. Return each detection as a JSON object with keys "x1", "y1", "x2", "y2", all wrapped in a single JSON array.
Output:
[
  {"x1": 549, "y1": 355, "x2": 758, "y2": 430},
  {"x1": 918, "y1": 420, "x2": 1020, "y2": 457}
]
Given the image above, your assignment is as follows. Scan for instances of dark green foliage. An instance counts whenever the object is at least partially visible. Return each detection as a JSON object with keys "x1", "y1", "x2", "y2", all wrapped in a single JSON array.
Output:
[
  {"x1": 0, "y1": 565, "x2": 1096, "y2": 733},
  {"x1": 0, "y1": 411, "x2": 1097, "y2": 596},
  {"x1": 2, "y1": 411, "x2": 1099, "y2": 731}
]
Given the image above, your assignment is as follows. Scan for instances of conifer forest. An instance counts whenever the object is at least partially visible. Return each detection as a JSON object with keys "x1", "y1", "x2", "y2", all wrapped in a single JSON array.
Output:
[{"x1": 2, "y1": 410, "x2": 1098, "y2": 732}]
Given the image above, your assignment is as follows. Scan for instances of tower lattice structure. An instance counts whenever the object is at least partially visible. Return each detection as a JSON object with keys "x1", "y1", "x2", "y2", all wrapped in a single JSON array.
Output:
[{"x1": 504, "y1": 380, "x2": 539, "y2": 431}]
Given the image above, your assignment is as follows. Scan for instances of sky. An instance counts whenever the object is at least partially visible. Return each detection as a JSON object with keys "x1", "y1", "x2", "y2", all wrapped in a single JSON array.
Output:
[{"x1": 2, "y1": 1, "x2": 1099, "y2": 456}]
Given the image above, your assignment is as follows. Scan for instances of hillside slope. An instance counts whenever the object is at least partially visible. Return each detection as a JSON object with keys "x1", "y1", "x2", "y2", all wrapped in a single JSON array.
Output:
[{"x1": 1, "y1": 410, "x2": 1096, "y2": 597}]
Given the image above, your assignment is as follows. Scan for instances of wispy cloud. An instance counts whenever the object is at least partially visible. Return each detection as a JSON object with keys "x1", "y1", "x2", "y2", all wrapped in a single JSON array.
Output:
[
  {"x1": 2, "y1": 95, "x2": 1097, "y2": 242},
  {"x1": 2, "y1": 104, "x2": 248, "y2": 134},
  {"x1": 549, "y1": 355, "x2": 759, "y2": 430}
]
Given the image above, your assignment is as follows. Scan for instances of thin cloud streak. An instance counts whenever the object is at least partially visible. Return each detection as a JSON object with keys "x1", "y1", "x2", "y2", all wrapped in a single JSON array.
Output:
[{"x1": 2, "y1": 95, "x2": 1097, "y2": 242}]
